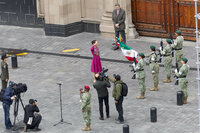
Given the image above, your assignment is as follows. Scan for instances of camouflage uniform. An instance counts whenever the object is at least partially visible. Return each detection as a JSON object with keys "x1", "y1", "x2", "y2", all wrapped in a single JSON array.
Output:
[
  {"x1": 172, "y1": 35, "x2": 184, "y2": 70},
  {"x1": 1, "y1": 61, "x2": 9, "y2": 90},
  {"x1": 145, "y1": 52, "x2": 159, "y2": 91},
  {"x1": 81, "y1": 91, "x2": 91, "y2": 130},
  {"x1": 175, "y1": 64, "x2": 189, "y2": 104},
  {"x1": 161, "y1": 44, "x2": 172, "y2": 82},
  {"x1": 135, "y1": 58, "x2": 146, "y2": 98}
]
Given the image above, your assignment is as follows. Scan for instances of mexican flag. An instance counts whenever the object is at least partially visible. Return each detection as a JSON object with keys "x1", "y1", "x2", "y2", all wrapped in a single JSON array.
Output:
[{"x1": 116, "y1": 38, "x2": 138, "y2": 62}]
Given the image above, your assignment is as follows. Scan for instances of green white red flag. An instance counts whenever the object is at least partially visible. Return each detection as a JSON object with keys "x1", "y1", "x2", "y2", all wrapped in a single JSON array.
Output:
[{"x1": 116, "y1": 38, "x2": 138, "y2": 62}]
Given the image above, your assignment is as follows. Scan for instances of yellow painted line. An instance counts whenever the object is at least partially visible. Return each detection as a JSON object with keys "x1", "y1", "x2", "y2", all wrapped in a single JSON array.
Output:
[
  {"x1": 62, "y1": 48, "x2": 80, "y2": 53},
  {"x1": 16, "y1": 52, "x2": 28, "y2": 56},
  {"x1": 7, "y1": 52, "x2": 28, "y2": 56}
]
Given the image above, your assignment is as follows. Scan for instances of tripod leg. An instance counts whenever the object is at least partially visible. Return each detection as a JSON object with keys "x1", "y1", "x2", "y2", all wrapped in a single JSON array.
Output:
[
  {"x1": 13, "y1": 98, "x2": 19, "y2": 126},
  {"x1": 19, "y1": 97, "x2": 25, "y2": 110},
  {"x1": 59, "y1": 85, "x2": 63, "y2": 121}
]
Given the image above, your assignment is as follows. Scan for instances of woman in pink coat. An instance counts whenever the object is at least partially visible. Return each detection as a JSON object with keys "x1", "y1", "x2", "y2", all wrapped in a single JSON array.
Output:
[{"x1": 91, "y1": 40, "x2": 102, "y2": 82}]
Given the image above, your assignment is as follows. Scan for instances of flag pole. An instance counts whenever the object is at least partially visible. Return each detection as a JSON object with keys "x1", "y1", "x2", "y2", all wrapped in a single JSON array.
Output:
[{"x1": 194, "y1": 0, "x2": 200, "y2": 131}]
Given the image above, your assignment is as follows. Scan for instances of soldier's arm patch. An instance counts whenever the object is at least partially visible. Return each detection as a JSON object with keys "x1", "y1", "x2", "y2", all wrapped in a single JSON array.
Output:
[
  {"x1": 151, "y1": 56, "x2": 155, "y2": 61},
  {"x1": 174, "y1": 40, "x2": 178, "y2": 46},
  {"x1": 136, "y1": 65, "x2": 140, "y2": 70},
  {"x1": 179, "y1": 71, "x2": 182, "y2": 75}
]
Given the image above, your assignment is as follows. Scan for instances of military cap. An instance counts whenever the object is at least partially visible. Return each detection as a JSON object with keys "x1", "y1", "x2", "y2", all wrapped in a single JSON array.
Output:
[
  {"x1": 138, "y1": 53, "x2": 145, "y2": 58},
  {"x1": 182, "y1": 57, "x2": 188, "y2": 63},
  {"x1": 84, "y1": 86, "x2": 90, "y2": 90},
  {"x1": 1, "y1": 54, "x2": 8, "y2": 60},
  {"x1": 166, "y1": 39, "x2": 172, "y2": 44},
  {"x1": 175, "y1": 30, "x2": 181, "y2": 34},
  {"x1": 150, "y1": 45, "x2": 156, "y2": 51}
]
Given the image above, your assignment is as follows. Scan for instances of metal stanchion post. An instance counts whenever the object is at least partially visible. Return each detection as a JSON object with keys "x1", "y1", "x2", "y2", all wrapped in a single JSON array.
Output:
[
  {"x1": 150, "y1": 107, "x2": 157, "y2": 122},
  {"x1": 177, "y1": 91, "x2": 183, "y2": 106},
  {"x1": 123, "y1": 124, "x2": 129, "y2": 133},
  {"x1": 194, "y1": 0, "x2": 200, "y2": 131},
  {"x1": 11, "y1": 54, "x2": 18, "y2": 68}
]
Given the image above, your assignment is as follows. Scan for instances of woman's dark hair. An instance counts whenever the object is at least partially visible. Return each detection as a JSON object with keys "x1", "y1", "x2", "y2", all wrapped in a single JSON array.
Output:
[{"x1": 91, "y1": 40, "x2": 97, "y2": 45}]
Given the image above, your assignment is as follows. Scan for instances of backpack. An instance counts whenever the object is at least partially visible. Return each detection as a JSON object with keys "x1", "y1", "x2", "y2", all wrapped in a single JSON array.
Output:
[
  {"x1": 121, "y1": 82, "x2": 128, "y2": 97},
  {"x1": 0, "y1": 89, "x2": 5, "y2": 102}
]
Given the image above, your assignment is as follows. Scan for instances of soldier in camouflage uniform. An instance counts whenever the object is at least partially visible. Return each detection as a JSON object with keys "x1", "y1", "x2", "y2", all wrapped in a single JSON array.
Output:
[
  {"x1": 172, "y1": 30, "x2": 184, "y2": 70},
  {"x1": 175, "y1": 58, "x2": 189, "y2": 104},
  {"x1": 161, "y1": 39, "x2": 172, "y2": 83},
  {"x1": 133, "y1": 53, "x2": 146, "y2": 99},
  {"x1": 81, "y1": 86, "x2": 91, "y2": 131},
  {"x1": 145, "y1": 46, "x2": 159, "y2": 91},
  {"x1": 1, "y1": 54, "x2": 9, "y2": 90}
]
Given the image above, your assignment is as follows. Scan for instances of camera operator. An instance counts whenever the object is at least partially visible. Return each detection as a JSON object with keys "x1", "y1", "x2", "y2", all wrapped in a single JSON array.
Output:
[
  {"x1": 108, "y1": 74, "x2": 124, "y2": 124},
  {"x1": 24, "y1": 99, "x2": 42, "y2": 132},
  {"x1": 3, "y1": 81, "x2": 15, "y2": 130},
  {"x1": 93, "y1": 73, "x2": 111, "y2": 120}
]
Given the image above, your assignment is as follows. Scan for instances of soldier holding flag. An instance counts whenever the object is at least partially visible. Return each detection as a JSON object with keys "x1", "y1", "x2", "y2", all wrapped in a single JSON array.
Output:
[{"x1": 133, "y1": 53, "x2": 146, "y2": 99}]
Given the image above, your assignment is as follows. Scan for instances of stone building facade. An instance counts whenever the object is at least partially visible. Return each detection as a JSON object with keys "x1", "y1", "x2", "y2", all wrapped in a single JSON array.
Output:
[
  {"x1": 37, "y1": 0, "x2": 138, "y2": 39},
  {"x1": 1, "y1": 0, "x2": 199, "y2": 40}
]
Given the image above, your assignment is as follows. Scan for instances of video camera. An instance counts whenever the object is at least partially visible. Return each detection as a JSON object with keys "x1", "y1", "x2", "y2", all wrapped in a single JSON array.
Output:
[
  {"x1": 99, "y1": 68, "x2": 109, "y2": 80},
  {"x1": 9, "y1": 81, "x2": 27, "y2": 95}
]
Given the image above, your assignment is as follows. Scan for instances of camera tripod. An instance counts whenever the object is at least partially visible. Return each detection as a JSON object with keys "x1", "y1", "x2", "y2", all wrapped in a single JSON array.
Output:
[
  {"x1": 54, "y1": 83, "x2": 72, "y2": 126},
  {"x1": 13, "y1": 94, "x2": 25, "y2": 130}
]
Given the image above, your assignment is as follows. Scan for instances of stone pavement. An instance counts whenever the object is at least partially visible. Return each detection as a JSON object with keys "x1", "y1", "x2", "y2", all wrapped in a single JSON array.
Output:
[
  {"x1": 0, "y1": 25, "x2": 199, "y2": 133},
  {"x1": 0, "y1": 25, "x2": 197, "y2": 69}
]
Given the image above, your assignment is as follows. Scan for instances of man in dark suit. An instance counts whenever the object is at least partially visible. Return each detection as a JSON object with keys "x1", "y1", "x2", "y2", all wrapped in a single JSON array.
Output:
[{"x1": 112, "y1": 3, "x2": 126, "y2": 50}]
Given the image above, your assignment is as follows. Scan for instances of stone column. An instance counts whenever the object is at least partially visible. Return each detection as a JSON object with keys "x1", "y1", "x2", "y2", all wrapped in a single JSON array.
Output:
[
  {"x1": 100, "y1": 0, "x2": 138, "y2": 39},
  {"x1": 36, "y1": 0, "x2": 45, "y2": 18},
  {"x1": 119, "y1": 0, "x2": 138, "y2": 39},
  {"x1": 100, "y1": 0, "x2": 117, "y2": 38}
]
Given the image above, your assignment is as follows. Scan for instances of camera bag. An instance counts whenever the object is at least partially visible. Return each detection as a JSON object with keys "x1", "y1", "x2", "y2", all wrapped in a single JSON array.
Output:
[
  {"x1": 0, "y1": 89, "x2": 5, "y2": 102},
  {"x1": 121, "y1": 82, "x2": 128, "y2": 97}
]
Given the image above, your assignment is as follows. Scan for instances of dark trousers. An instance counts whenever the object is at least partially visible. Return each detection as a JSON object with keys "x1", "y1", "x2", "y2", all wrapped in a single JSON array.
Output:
[
  {"x1": 98, "y1": 95, "x2": 109, "y2": 118},
  {"x1": 27, "y1": 115, "x2": 42, "y2": 129},
  {"x1": 2, "y1": 80, "x2": 8, "y2": 90},
  {"x1": 115, "y1": 30, "x2": 126, "y2": 44},
  {"x1": 115, "y1": 96, "x2": 124, "y2": 122},
  {"x1": 3, "y1": 103, "x2": 12, "y2": 129}
]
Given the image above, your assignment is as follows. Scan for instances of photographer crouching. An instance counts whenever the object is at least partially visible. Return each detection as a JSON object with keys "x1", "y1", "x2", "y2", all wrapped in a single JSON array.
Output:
[
  {"x1": 24, "y1": 99, "x2": 42, "y2": 132},
  {"x1": 3, "y1": 81, "x2": 15, "y2": 130},
  {"x1": 93, "y1": 73, "x2": 111, "y2": 120}
]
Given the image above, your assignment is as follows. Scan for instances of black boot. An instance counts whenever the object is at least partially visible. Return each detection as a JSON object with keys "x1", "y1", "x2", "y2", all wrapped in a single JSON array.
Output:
[
  {"x1": 114, "y1": 46, "x2": 119, "y2": 50},
  {"x1": 34, "y1": 127, "x2": 41, "y2": 131}
]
